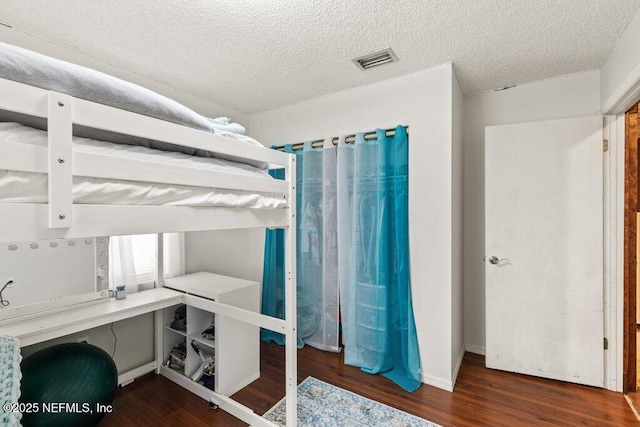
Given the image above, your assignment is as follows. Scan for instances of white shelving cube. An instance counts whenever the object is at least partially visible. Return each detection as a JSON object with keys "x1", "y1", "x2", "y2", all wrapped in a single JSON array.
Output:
[{"x1": 163, "y1": 272, "x2": 260, "y2": 397}]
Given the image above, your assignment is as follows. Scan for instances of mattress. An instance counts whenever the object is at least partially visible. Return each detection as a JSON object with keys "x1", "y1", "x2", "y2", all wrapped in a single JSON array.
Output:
[{"x1": 0, "y1": 122, "x2": 286, "y2": 209}]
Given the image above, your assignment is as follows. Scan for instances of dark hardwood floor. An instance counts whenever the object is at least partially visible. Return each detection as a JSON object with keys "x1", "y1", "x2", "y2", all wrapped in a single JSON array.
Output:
[{"x1": 100, "y1": 342, "x2": 638, "y2": 426}]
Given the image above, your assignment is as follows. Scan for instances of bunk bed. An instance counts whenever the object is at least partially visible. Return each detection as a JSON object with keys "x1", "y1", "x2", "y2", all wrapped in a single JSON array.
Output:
[{"x1": 0, "y1": 44, "x2": 297, "y2": 426}]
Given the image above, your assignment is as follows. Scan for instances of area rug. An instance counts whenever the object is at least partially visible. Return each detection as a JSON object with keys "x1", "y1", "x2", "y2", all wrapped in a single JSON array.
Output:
[{"x1": 263, "y1": 377, "x2": 440, "y2": 426}]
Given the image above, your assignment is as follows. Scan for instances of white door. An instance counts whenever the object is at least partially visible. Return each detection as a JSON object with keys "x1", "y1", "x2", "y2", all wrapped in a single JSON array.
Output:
[{"x1": 485, "y1": 116, "x2": 604, "y2": 387}]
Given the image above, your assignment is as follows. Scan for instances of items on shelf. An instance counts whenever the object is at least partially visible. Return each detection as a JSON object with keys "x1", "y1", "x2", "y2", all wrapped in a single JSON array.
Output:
[
  {"x1": 166, "y1": 340, "x2": 186, "y2": 373},
  {"x1": 170, "y1": 304, "x2": 187, "y2": 331},
  {"x1": 161, "y1": 273, "x2": 261, "y2": 399},
  {"x1": 190, "y1": 341, "x2": 215, "y2": 390},
  {"x1": 201, "y1": 315, "x2": 215, "y2": 341},
  {"x1": 114, "y1": 285, "x2": 127, "y2": 300}
]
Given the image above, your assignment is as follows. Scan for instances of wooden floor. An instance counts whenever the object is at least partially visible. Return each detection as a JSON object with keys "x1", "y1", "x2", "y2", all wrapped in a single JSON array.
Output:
[{"x1": 100, "y1": 342, "x2": 637, "y2": 426}]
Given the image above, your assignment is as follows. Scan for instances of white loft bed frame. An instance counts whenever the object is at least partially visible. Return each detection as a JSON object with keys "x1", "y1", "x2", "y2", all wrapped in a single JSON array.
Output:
[{"x1": 0, "y1": 77, "x2": 297, "y2": 426}]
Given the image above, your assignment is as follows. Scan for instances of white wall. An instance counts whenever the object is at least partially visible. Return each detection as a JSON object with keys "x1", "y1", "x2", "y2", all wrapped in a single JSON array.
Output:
[
  {"x1": 600, "y1": 10, "x2": 640, "y2": 114},
  {"x1": 452, "y1": 70, "x2": 465, "y2": 381},
  {"x1": 184, "y1": 229, "x2": 265, "y2": 283},
  {"x1": 21, "y1": 314, "x2": 154, "y2": 374},
  {"x1": 250, "y1": 65, "x2": 460, "y2": 390},
  {"x1": 463, "y1": 71, "x2": 601, "y2": 354}
]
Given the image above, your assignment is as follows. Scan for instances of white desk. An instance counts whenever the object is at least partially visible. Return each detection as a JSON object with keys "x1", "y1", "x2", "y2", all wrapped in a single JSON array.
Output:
[{"x1": 0, "y1": 287, "x2": 184, "y2": 347}]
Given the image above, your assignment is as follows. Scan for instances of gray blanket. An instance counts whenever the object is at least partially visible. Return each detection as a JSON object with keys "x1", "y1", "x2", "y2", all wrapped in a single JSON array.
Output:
[{"x1": 0, "y1": 43, "x2": 266, "y2": 169}]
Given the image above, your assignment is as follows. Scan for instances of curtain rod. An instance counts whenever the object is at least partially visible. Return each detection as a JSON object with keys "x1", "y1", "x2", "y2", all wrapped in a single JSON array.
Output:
[{"x1": 273, "y1": 127, "x2": 408, "y2": 152}]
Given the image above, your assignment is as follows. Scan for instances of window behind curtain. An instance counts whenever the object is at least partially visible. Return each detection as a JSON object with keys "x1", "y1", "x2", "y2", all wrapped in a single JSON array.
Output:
[
  {"x1": 109, "y1": 233, "x2": 183, "y2": 292},
  {"x1": 129, "y1": 234, "x2": 157, "y2": 285}
]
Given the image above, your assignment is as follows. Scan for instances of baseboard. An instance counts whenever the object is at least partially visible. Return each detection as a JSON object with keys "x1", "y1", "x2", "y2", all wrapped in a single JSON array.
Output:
[
  {"x1": 464, "y1": 343, "x2": 485, "y2": 355},
  {"x1": 421, "y1": 372, "x2": 453, "y2": 392},
  {"x1": 420, "y1": 345, "x2": 470, "y2": 392},
  {"x1": 118, "y1": 361, "x2": 157, "y2": 386},
  {"x1": 451, "y1": 346, "x2": 465, "y2": 389},
  {"x1": 222, "y1": 371, "x2": 261, "y2": 397}
]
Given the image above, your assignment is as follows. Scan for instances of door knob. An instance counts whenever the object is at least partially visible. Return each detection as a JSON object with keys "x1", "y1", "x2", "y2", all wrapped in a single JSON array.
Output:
[{"x1": 489, "y1": 256, "x2": 509, "y2": 265}]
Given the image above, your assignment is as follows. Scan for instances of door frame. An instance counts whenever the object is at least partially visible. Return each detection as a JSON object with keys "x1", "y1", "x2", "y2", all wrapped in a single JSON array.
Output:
[{"x1": 624, "y1": 104, "x2": 639, "y2": 394}]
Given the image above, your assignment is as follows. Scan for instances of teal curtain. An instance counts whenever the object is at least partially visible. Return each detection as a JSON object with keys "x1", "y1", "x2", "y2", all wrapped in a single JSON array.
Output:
[
  {"x1": 262, "y1": 126, "x2": 420, "y2": 391},
  {"x1": 260, "y1": 210, "x2": 286, "y2": 344},
  {"x1": 338, "y1": 126, "x2": 420, "y2": 392}
]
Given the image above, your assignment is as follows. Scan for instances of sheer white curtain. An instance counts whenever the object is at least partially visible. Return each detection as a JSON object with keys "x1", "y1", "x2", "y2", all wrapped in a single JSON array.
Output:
[
  {"x1": 262, "y1": 140, "x2": 339, "y2": 352},
  {"x1": 296, "y1": 140, "x2": 339, "y2": 352},
  {"x1": 109, "y1": 235, "x2": 138, "y2": 290},
  {"x1": 263, "y1": 141, "x2": 340, "y2": 352},
  {"x1": 163, "y1": 233, "x2": 184, "y2": 279},
  {"x1": 109, "y1": 233, "x2": 183, "y2": 292}
]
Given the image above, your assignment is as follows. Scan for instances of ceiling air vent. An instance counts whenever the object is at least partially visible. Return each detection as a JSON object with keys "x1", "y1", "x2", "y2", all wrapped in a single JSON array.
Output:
[{"x1": 352, "y1": 48, "x2": 398, "y2": 70}]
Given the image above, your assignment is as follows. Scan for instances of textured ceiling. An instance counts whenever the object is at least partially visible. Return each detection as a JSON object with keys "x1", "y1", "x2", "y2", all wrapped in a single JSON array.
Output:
[{"x1": 1, "y1": 0, "x2": 640, "y2": 114}]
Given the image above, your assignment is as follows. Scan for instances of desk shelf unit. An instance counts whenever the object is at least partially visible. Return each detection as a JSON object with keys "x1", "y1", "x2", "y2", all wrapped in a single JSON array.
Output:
[{"x1": 160, "y1": 272, "x2": 260, "y2": 399}]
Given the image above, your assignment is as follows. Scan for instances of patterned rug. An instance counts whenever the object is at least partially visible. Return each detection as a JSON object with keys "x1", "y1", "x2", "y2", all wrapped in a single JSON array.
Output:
[{"x1": 263, "y1": 377, "x2": 440, "y2": 426}]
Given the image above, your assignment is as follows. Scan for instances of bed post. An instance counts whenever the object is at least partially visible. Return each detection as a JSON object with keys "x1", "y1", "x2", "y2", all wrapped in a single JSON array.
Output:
[
  {"x1": 284, "y1": 154, "x2": 297, "y2": 426},
  {"x1": 156, "y1": 233, "x2": 165, "y2": 288},
  {"x1": 47, "y1": 92, "x2": 73, "y2": 229},
  {"x1": 155, "y1": 233, "x2": 165, "y2": 374}
]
